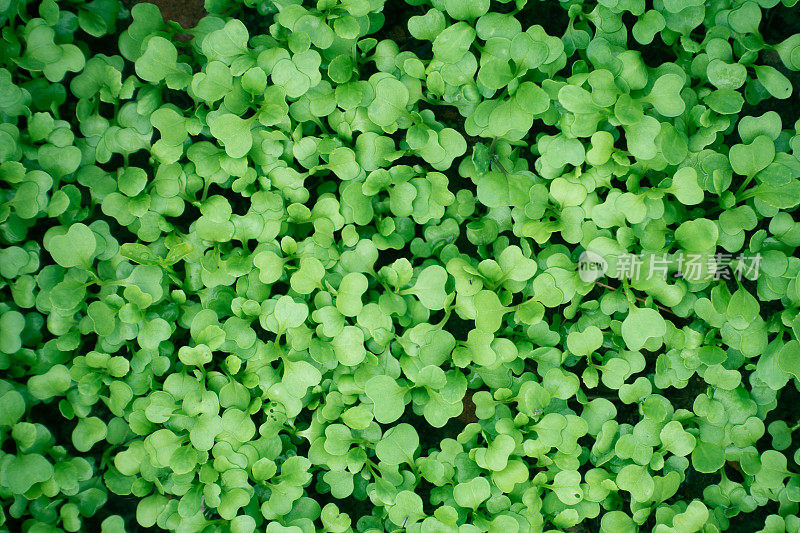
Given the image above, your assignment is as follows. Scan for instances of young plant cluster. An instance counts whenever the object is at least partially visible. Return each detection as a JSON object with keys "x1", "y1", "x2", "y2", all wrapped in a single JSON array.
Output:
[{"x1": 2, "y1": 0, "x2": 800, "y2": 530}]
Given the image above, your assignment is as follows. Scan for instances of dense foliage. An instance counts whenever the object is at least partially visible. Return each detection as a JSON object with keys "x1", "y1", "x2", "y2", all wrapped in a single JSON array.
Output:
[{"x1": 2, "y1": 0, "x2": 800, "y2": 531}]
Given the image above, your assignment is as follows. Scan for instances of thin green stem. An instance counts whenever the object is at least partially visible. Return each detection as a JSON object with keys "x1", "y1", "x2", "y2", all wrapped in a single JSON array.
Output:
[
  {"x1": 734, "y1": 174, "x2": 756, "y2": 198},
  {"x1": 599, "y1": 280, "x2": 678, "y2": 316}
]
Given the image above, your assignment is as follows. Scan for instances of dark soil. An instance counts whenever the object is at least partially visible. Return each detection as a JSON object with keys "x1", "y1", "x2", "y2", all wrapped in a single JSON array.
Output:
[{"x1": 125, "y1": 0, "x2": 206, "y2": 33}]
